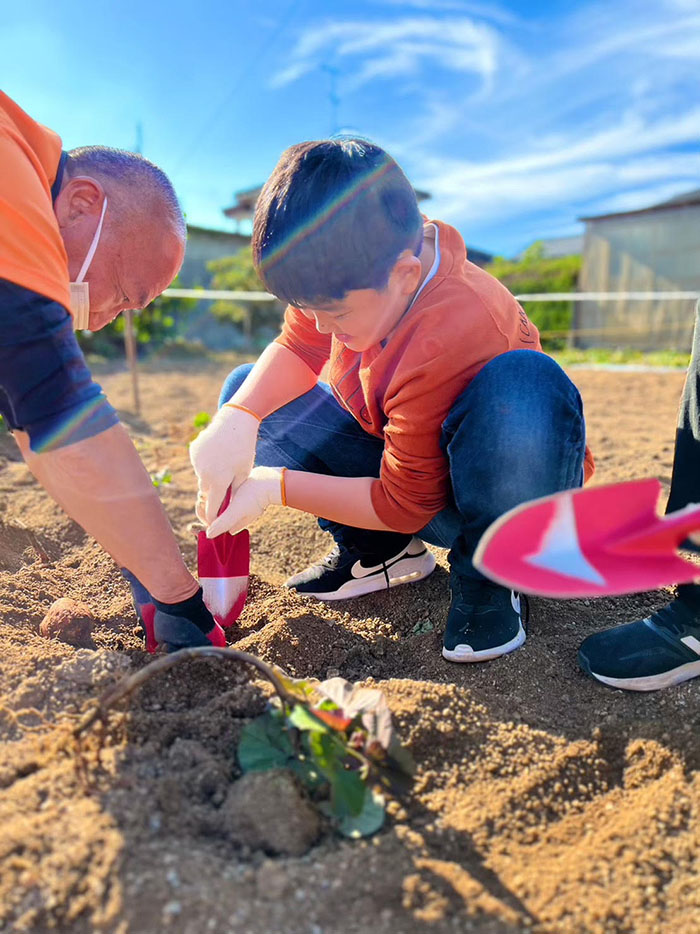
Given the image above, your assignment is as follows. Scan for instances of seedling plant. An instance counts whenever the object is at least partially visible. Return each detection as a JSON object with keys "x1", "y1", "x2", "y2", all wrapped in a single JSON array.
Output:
[{"x1": 75, "y1": 646, "x2": 414, "y2": 839}]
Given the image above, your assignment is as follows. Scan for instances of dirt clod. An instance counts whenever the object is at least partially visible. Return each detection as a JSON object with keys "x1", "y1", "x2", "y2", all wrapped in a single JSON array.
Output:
[
  {"x1": 220, "y1": 769, "x2": 321, "y2": 856},
  {"x1": 39, "y1": 597, "x2": 95, "y2": 648}
]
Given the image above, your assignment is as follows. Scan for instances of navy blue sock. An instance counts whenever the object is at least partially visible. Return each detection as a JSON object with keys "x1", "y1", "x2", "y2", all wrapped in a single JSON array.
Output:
[{"x1": 151, "y1": 588, "x2": 214, "y2": 634}]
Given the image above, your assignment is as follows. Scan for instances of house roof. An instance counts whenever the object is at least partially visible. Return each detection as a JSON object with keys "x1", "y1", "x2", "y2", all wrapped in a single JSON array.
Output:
[
  {"x1": 187, "y1": 224, "x2": 250, "y2": 241},
  {"x1": 580, "y1": 188, "x2": 700, "y2": 223}
]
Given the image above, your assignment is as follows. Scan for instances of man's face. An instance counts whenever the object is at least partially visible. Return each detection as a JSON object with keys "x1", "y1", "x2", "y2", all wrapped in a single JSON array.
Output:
[
  {"x1": 56, "y1": 177, "x2": 185, "y2": 330},
  {"x1": 82, "y1": 219, "x2": 184, "y2": 331},
  {"x1": 298, "y1": 252, "x2": 422, "y2": 352}
]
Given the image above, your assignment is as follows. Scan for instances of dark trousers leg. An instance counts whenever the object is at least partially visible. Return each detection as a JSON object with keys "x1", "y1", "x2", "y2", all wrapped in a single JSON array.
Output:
[
  {"x1": 666, "y1": 302, "x2": 700, "y2": 606},
  {"x1": 421, "y1": 350, "x2": 586, "y2": 581}
]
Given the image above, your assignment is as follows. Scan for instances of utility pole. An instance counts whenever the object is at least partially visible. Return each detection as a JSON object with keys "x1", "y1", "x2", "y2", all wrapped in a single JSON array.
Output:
[
  {"x1": 135, "y1": 121, "x2": 143, "y2": 156},
  {"x1": 322, "y1": 64, "x2": 340, "y2": 136}
]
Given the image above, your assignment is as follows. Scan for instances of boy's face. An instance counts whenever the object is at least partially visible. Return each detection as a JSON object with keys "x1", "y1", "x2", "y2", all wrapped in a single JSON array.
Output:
[{"x1": 298, "y1": 251, "x2": 422, "y2": 352}]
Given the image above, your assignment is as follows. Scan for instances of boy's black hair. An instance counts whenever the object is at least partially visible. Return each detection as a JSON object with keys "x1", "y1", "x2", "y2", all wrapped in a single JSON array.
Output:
[{"x1": 252, "y1": 138, "x2": 424, "y2": 306}]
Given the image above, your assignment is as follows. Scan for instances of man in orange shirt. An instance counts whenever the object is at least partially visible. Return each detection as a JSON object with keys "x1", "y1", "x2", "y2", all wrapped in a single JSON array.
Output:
[
  {"x1": 0, "y1": 91, "x2": 224, "y2": 652},
  {"x1": 191, "y1": 138, "x2": 592, "y2": 663}
]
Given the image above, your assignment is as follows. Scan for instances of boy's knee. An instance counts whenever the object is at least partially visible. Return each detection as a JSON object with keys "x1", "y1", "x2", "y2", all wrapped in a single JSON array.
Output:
[
  {"x1": 477, "y1": 348, "x2": 562, "y2": 387},
  {"x1": 446, "y1": 350, "x2": 583, "y2": 454},
  {"x1": 460, "y1": 350, "x2": 579, "y2": 418},
  {"x1": 218, "y1": 363, "x2": 255, "y2": 408}
]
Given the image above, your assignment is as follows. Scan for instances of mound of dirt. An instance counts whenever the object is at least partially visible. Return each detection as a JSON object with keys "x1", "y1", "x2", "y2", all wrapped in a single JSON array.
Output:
[{"x1": 1, "y1": 357, "x2": 699, "y2": 934}]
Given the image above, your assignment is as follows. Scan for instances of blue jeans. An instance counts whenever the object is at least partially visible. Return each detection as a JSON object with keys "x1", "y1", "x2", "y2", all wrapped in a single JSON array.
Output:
[{"x1": 219, "y1": 349, "x2": 586, "y2": 582}]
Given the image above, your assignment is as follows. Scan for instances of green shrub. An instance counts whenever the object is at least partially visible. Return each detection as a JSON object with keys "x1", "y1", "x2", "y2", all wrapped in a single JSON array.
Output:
[
  {"x1": 208, "y1": 247, "x2": 282, "y2": 344},
  {"x1": 76, "y1": 276, "x2": 197, "y2": 357},
  {"x1": 487, "y1": 243, "x2": 581, "y2": 350}
]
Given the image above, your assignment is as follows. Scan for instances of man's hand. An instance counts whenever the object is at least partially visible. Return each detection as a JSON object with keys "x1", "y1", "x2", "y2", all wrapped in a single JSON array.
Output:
[
  {"x1": 189, "y1": 404, "x2": 261, "y2": 525},
  {"x1": 122, "y1": 569, "x2": 226, "y2": 653},
  {"x1": 206, "y1": 466, "x2": 285, "y2": 538}
]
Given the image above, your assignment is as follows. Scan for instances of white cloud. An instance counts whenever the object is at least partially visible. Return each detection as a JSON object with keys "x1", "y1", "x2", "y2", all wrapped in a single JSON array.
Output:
[
  {"x1": 267, "y1": 0, "x2": 700, "y2": 252},
  {"x1": 373, "y1": 0, "x2": 520, "y2": 26},
  {"x1": 416, "y1": 142, "x2": 700, "y2": 230},
  {"x1": 270, "y1": 16, "x2": 503, "y2": 92}
]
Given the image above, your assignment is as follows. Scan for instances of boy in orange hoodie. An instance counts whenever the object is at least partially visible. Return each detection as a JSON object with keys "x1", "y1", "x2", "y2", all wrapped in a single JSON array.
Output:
[{"x1": 191, "y1": 139, "x2": 592, "y2": 663}]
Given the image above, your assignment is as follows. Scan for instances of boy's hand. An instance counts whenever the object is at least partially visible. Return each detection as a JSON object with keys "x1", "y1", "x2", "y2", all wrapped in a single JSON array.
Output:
[
  {"x1": 190, "y1": 404, "x2": 260, "y2": 525},
  {"x1": 206, "y1": 467, "x2": 285, "y2": 538}
]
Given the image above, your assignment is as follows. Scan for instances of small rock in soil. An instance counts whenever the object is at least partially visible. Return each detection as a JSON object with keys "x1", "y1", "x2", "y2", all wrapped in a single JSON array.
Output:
[{"x1": 39, "y1": 597, "x2": 95, "y2": 648}]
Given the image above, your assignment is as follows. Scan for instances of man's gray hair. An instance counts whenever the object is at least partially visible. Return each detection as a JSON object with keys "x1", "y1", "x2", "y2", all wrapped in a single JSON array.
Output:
[{"x1": 66, "y1": 146, "x2": 185, "y2": 238}]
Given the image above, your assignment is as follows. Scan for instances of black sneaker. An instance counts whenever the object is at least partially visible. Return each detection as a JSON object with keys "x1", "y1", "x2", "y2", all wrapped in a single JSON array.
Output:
[
  {"x1": 442, "y1": 577, "x2": 527, "y2": 663},
  {"x1": 284, "y1": 536, "x2": 436, "y2": 600},
  {"x1": 578, "y1": 598, "x2": 700, "y2": 691}
]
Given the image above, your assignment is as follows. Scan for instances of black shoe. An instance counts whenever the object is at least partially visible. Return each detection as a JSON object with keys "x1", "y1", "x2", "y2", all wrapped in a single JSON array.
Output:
[
  {"x1": 442, "y1": 577, "x2": 527, "y2": 663},
  {"x1": 284, "y1": 536, "x2": 436, "y2": 600},
  {"x1": 578, "y1": 598, "x2": 700, "y2": 691}
]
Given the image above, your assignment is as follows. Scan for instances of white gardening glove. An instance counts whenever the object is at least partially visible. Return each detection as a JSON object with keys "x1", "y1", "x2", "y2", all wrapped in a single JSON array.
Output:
[
  {"x1": 206, "y1": 467, "x2": 286, "y2": 538},
  {"x1": 189, "y1": 404, "x2": 261, "y2": 525}
]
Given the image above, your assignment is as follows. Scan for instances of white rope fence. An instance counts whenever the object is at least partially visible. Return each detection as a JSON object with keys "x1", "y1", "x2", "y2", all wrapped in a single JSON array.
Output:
[
  {"x1": 117, "y1": 288, "x2": 698, "y2": 411},
  {"x1": 514, "y1": 292, "x2": 700, "y2": 302},
  {"x1": 163, "y1": 288, "x2": 700, "y2": 303},
  {"x1": 163, "y1": 288, "x2": 277, "y2": 301}
]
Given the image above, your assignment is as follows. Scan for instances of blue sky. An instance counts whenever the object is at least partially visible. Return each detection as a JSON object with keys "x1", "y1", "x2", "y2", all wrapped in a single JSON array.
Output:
[{"x1": 4, "y1": 0, "x2": 699, "y2": 256}]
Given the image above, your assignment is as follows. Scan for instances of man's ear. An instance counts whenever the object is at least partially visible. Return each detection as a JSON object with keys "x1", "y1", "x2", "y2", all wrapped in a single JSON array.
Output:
[
  {"x1": 391, "y1": 250, "x2": 423, "y2": 295},
  {"x1": 54, "y1": 177, "x2": 105, "y2": 229}
]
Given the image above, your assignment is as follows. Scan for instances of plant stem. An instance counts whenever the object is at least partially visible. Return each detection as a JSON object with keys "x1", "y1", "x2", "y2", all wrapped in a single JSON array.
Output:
[{"x1": 73, "y1": 646, "x2": 300, "y2": 737}]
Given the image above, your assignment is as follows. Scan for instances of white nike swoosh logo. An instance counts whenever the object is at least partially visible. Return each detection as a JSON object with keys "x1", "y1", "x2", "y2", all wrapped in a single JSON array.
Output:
[
  {"x1": 511, "y1": 591, "x2": 521, "y2": 615},
  {"x1": 351, "y1": 548, "x2": 423, "y2": 579},
  {"x1": 351, "y1": 559, "x2": 390, "y2": 579}
]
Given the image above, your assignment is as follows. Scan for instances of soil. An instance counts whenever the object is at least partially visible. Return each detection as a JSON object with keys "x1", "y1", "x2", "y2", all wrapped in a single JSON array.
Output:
[{"x1": 1, "y1": 354, "x2": 699, "y2": 934}]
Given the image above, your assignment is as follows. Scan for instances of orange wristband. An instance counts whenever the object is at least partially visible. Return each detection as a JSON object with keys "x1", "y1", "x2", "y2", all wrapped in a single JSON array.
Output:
[
  {"x1": 280, "y1": 467, "x2": 288, "y2": 507},
  {"x1": 223, "y1": 402, "x2": 262, "y2": 422}
]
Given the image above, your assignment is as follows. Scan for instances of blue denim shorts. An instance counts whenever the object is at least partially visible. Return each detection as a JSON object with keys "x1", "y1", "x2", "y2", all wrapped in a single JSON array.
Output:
[{"x1": 0, "y1": 279, "x2": 118, "y2": 452}]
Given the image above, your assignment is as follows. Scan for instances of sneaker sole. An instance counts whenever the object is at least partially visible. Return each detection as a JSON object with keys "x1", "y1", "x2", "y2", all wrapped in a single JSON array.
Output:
[
  {"x1": 579, "y1": 654, "x2": 700, "y2": 692},
  {"x1": 442, "y1": 621, "x2": 526, "y2": 663},
  {"x1": 292, "y1": 548, "x2": 437, "y2": 601}
]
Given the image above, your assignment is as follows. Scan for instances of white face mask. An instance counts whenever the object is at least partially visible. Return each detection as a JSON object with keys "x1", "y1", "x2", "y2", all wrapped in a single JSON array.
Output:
[{"x1": 70, "y1": 196, "x2": 108, "y2": 331}]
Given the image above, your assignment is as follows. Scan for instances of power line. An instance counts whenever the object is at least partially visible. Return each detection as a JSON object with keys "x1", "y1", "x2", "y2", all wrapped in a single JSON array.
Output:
[{"x1": 172, "y1": 0, "x2": 306, "y2": 174}]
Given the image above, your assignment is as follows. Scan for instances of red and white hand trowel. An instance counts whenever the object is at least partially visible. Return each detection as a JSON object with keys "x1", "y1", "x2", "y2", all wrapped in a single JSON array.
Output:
[
  {"x1": 473, "y1": 478, "x2": 700, "y2": 599},
  {"x1": 197, "y1": 487, "x2": 250, "y2": 628}
]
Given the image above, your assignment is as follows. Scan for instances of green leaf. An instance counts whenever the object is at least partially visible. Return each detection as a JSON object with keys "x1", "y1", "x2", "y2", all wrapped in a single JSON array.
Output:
[
  {"x1": 276, "y1": 672, "x2": 319, "y2": 702},
  {"x1": 338, "y1": 789, "x2": 385, "y2": 838},
  {"x1": 288, "y1": 705, "x2": 331, "y2": 734},
  {"x1": 411, "y1": 619, "x2": 434, "y2": 634},
  {"x1": 192, "y1": 411, "x2": 212, "y2": 430},
  {"x1": 151, "y1": 469, "x2": 172, "y2": 488},
  {"x1": 238, "y1": 714, "x2": 296, "y2": 772},
  {"x1": 331, "y1": 767, "x2": 367, "y2": 819},
  {"x1": 289, "y1": 755, "x2": 325, "y2": 791},
  {"x1": 306, "y1": 731, "x2": 342, "y2": 786}
]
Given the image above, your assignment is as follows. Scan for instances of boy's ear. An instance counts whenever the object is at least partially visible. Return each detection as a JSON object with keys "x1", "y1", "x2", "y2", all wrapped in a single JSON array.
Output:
[{"x1": 391, "y1": 250, "x2": 423, "y2": 295}]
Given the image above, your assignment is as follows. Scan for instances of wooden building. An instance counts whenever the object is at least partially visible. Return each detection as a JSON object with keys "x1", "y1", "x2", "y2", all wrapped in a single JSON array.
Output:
[{"x1": 575, "y1": 190, "x2": 700, "y2": 350}]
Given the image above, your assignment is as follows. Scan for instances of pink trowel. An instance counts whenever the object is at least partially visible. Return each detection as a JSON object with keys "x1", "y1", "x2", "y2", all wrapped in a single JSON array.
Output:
[
  {"x1": 197, "y1": 487, "x2": 250, "y2": 628},
  {"x1": 473, "y1": 478, "x2": 700, "y2": 599}
]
